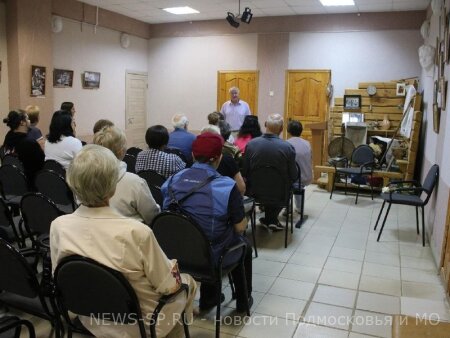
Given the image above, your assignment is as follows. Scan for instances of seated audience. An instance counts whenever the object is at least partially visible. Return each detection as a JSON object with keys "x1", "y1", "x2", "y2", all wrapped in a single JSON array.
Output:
[
  {"x1": 50, "y1": 145, "x2": 196, "y2": 338},
  {"x1": 2, "y1": 110, "x2": 44, "y2": 182},
  {"x1": 243, "y1": 114, "x2": 297, "y2": 230},
  {"x1": 219, "y1": 120, "x2": 242, "y2": 167},
  {"x1": 207, "y1": 112, "x2": 221, "y2": 126},
  {"x1": 136, "y1": 125, "x2": 186, "y2": 178},
  {"x1": 287, "y1": 120, "x2": 312, "y2": 211},
  {"x1": 167, "y1": 114, "x2": 196, "y2": 164},
  {"x1": 161, "y1": 133, "x2": 252, "y2": 312},
  {"x1": 45, "y1": 111, "x2": 82, "y2": 169},
  {"x1": 93, "y1": 126, "x2": 160, "y2": 224},
  {"x1": 25, "y1": 105, "x2": 44, "y2": 147},
  {"x1": 93, "y1": 119, "x2": 114, "y2": 134},
  {"x1": 234, "y1": 115, "x2": 262, "y2": 154}
]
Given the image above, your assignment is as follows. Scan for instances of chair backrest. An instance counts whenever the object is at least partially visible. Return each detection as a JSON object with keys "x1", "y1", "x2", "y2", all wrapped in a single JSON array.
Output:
[
  {"x1": 164, "y1": 147, "x2": 190, "y2": 166},
  {"x1": 246, "y1": 165, "x2": 292, "y2": 205},
  {"x1": 54, "y1": 255, "x2": 146, "y2": 337},
  {"x1": 137, "y1": 169, "x2": 166, "y2": 206},
  {"x1": 422, "y1": 164, "x2": 439, "y2": 203},
  {"x1": 0, "y1": 238, "x2": 41, "y2": 298},
  {"x1": 2, "y1": 155, "x2": 24, "y2": 172},
  {"x1": 351, "y1": 145, "x2": 374, "y2": 165},
  {"x1": 0, "y1": 316, "x2": 36, "y2": 338},
  {"x1": 123, "y1": 154, "x2": 136, "y2": 174},
  {"x1": 0, "y1": 198, "x2": 20, "y2": 243},
  {"x1": 152, "y1": 212, "x2": 215, "y2": 278},
  {"x1": 34, "y1": 170, "x2": 75, "y2": 210},
  {"x1": 126, "y1": 147, "x2": 143, "y2": 158},
  {"x1": 42, "y1": 160, "x2": 66, "y2": 177},
  {"x1": 351, "y1": 145, "x2": 374, "y2": 166},
  {"x1": 20, "y1": 192, "x2": 64, "y2": 237},
  {"x1": 0, "y1": 165, "x2": 29, "y2": 198}
]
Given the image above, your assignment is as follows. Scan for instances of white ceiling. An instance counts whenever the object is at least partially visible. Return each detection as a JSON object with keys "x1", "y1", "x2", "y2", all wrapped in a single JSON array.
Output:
[{"x1": 78, "y1": 0, "x2": 430, "y2": 24}]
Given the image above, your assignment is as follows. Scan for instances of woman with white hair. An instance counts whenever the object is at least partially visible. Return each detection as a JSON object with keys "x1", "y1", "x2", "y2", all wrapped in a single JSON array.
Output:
[
  {"x1": 93, "y1": 126, "x2": 160, "y2": 224},
  {"x1": 50, "y1": 144, "x2": 196, "y2": 338}
]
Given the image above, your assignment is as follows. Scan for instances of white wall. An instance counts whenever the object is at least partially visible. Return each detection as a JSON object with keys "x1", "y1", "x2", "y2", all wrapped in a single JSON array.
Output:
[
  {"x1": 418, "y1": 3, "x2": 450, "y2": 265},
  {"x1": 0, "y1": 2, "x2": 9, "y2": 138},
  {"x1": 147, "y1": 34, "x2": 258, "y2": 130},
  {"x1": 52, "y1": 18, "x2": 148, "y2": 137},
  {"x1": 289, "y1": 30, "x2": 422, "y2": 97}
]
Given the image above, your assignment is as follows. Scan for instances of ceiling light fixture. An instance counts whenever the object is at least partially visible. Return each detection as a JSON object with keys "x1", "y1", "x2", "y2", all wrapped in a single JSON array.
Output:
[
  {"x1": 163, "y1": 6, "x2": 199, "y2": 15},
  {"x1": 226, "y1": 0, "x2": 253, "y2": 28},
  {"x1": 319, "y1": 0, "x2": 355, "y2": 6}
]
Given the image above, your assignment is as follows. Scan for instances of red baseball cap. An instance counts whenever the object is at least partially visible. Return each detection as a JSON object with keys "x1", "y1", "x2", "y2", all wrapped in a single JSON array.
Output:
[{"x1": 192, "y1": 132, "x2": 224, "y2": 160}]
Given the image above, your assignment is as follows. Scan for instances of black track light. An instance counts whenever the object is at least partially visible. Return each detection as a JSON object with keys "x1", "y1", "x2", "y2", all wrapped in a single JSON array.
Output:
[
  {"x1": 241, "y1": 7, "x2": 253, "y2": 24},
  {"x1": 226, "y1": 12, "x2": 240, "y2": 28}
]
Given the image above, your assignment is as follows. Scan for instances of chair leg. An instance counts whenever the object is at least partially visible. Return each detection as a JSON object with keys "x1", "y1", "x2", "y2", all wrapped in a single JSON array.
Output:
[
  {"x1": 344, "y1": 174, "x2": 348, "y2": 195},
  {"x1": 215, "y1": 282, "x2": 222, "y2": 338},
  {"x1": 285, "y1": 212, "x2": 289, "y2": 248},
  {"x1": 250, "y1": 204, "x2": 258, "y2": 257},
  {"x1": 355, "y1": 184, "x2": 360, "y2": 204},
  {"x1": 290, "y1": 195, "x2": 294, "y2": 234},
  {"x1": 182, "y1": 311, "x2": 190, "y2": 338},
  {"x1": 330, "y1": 172, "x2": 336, "y2": 199},
  {"x1": 377, "y1": 203, "x2": 391, "y2": 242},
  {"x1": 301, "y1": 192, "x2": 305, "y2": 224},
  {"x1": 228, "y1": 273, "x2": 236, "y2": 299},
  {"x1": 374, "y1": 201, "x2": 385, "y2": 230},
  {"x1": 421, "y1": 206, "x2": 425, "y2": 247},
  {"x1": 370, "y1": 174, "x2": 374, "y2": 200},
  {"x1": 416, "y1": 207, "x2": 419, "y2": 234}
]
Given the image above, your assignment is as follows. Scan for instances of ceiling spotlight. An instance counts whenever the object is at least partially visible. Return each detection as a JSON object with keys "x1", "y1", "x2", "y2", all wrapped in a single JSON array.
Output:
[
  {"x1": 241, "y1": 7, "x2": 253, "y2": 24},
  {"x1": 226, "y1": 12, "x2": 240, "y2": 28}
]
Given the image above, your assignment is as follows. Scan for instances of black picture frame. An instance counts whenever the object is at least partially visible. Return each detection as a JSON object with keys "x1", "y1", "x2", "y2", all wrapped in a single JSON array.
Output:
[
  {"x1": 343, "y1": 94, "x2": 361, "y2": 110},
  {"x1": 31, "y1": 65, "x2": 46, "y2": 97},
  {"x1": 82, "y1": 71, "x2": 101, "y2": 89},
  {"x1": 53, "y1": 69, "x2": 73, "y2": 88}
]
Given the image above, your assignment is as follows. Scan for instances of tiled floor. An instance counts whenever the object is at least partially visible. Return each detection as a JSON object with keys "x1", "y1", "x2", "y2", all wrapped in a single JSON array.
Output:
[{"x1": 5, "y1": 186, "x2": 450, "y2": 337}]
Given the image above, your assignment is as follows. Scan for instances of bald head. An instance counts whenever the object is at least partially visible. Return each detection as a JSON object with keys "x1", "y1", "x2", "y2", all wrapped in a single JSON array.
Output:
[{"x1": 265, "y1": 114, "x2": 284, "y2": 135}]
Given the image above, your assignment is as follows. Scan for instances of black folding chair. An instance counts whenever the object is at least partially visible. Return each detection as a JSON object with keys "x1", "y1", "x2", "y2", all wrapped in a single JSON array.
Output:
[
  {"x1": 0, "y1": 238, "x2": 63, "y2": 338},
  {"x1": 152, "y1": 211, "x2": 250, "y2": 338},
  {"x1": 34, "y1": 170, "x2": 76, "y2": 213},
  {"x1": 374, "y1": 164, "x2": 439, "y2": 247},
  {"x1": 123, "y1": 153, "x2": 137, "y2": 174},
  {"x1": 0, "y1": 165, "x2": 29, "y2": 214},
  {"x1": 43, "y1": 160, "x2": 66, "y2": 178},
  {"x1": 126, "y1": 147, "x2": 143, "y2": 158},
  {"x1": 292, "y1": 163, "x2": 306, "y2": 228},
  {"x1": 330, "y1": 144, "x2": 375, "y2": 204},
  {"x1": 243, "y1": 196, "x2": 257, "y2": 257},
  {"x1": 165, "y1": 147, "x2": 191, "y2": 167},
  {"x1": 137, "y1": 169, "x2": 166, "y2": 206},
  {"x1": 2, "y1": 155, "x2": 24, "y2": 172},
  {"x1": 0, "y1": 316, "x2": 36, "y2": 338},
  {"x1": 247, "y1": 165, "x2": 294, "y2": 248},
  {"x1": 54, "y1": 255, "x2": 190, "y2": 338},
  {"x1": 0, "y1": 198, "x2": 23, "y2": 247}
]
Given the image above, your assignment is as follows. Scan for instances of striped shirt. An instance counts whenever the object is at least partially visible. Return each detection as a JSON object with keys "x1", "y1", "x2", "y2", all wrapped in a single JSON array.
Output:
[{"x1": 135, "y1": 148, "x2": 185, "y2": 179}]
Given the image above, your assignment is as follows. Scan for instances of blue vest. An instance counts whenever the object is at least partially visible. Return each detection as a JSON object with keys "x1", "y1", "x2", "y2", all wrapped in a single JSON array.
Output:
[{"x1": 161, "y1": 163, "x2": 240, "y2": 265}]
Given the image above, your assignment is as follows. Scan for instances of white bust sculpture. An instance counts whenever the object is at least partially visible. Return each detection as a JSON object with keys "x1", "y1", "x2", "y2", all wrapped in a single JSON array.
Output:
[{"x1": 418, "y1": 44, "x2": 435, "y2": 70}]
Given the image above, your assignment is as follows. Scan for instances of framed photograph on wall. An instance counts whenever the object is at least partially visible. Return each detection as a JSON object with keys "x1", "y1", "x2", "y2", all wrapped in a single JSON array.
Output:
[
  {"x1": 31, "y1": 65, "x2": 46, "y2": 96},
  {"x1": 343, "y1": 95, "x2": 362, "y2": 110},
  {"x1": 396, "y1": 83, "x2": 406, "y2": 96},
  {"x1": 82, "y1": 71, "x2": 100, "y2": 89},
  {"x1": 53, "y1": 69, "x2": 74, "y2": 88}
]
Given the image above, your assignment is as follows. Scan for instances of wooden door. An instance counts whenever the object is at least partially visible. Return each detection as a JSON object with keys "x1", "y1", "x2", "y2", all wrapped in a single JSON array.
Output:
[
  {"x1": 217, "y1": 71, "x2": 259, "y2": 114},
  {"x1": 285, "y1": 70, "x2": 331, "y2": 143},
  {"x1": 125, "y1": 71, "x2": 147, "y2": 149}
]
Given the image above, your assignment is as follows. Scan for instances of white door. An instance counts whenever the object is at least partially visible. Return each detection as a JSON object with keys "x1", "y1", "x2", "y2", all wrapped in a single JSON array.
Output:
[{"x1": 125, "y1": 72, "x2": 148, "y2": 149}]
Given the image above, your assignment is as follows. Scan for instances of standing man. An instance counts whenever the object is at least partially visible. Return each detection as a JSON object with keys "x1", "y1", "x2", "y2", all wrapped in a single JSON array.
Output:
[
  {"x1": 168, "y1": 113, "x2": 196, "y2": 164},
  {"x1": 243, "y1": 114, "x2": 297, "y2": 230},
  {"x1": 287, "y1": 120, "x2": 312, "y2": 212},
  {"x1": 220, "y1": 87, "x2": 251, "y2": 131}
]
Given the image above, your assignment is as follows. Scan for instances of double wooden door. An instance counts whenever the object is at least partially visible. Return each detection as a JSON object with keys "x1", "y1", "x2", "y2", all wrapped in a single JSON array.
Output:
[{"x1": 217, "y1": 71, "x2": 259, "y2": 115}]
